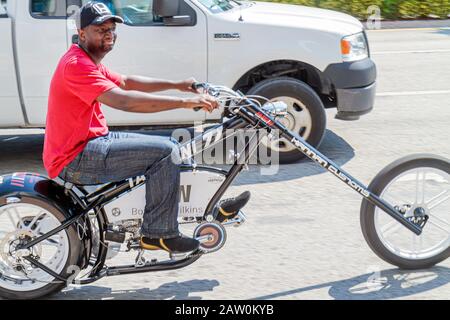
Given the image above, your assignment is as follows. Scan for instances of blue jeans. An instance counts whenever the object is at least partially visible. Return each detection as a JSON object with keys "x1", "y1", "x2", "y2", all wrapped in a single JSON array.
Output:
[{"x1": 59, "y1": 131, "x2": 181, "y2": 239}]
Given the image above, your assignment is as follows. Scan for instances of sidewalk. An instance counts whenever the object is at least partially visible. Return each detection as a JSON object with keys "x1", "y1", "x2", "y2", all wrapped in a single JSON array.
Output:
[{"x1": 364, "y1": 19, "x2": 450, "y2": 29}]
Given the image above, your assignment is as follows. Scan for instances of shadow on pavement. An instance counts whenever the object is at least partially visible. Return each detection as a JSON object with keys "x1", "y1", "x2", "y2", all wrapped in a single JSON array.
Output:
[
  {"x1": 51, "y1": 265, "x2": 450, "y2": 300},
  {"x1": 232, "y1": 129, "x2": 354, "y2": 186},
  {"x1": 52, "y1": 279, "x2": 220, "y2": 300},
  {"x1": 251, "y1": 266, "x2": 450, "y2": 300},
  {"x1": 0, "y1": 134, "x2": 45, "y2": 175}
]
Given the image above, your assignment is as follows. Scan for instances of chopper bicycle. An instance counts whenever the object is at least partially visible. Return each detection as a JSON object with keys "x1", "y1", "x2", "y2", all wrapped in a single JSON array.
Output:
[{"x1": 0, "y1": 82, "x2": 448, "y2": 299}]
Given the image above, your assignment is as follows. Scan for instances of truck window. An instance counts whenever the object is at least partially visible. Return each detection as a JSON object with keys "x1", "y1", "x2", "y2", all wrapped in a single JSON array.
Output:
[
  {"x1": 197, "y1": 0, "x2": 240, "y2": 13},
  {"x1": 30, "y1": 0, "x2": 67, "y2": 18},
  {"x1": 81, "y1": 0, "x2": 161, "y2": 25}
]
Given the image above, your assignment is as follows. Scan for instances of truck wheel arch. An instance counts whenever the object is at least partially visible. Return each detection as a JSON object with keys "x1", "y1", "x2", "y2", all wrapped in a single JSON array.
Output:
[{"x1": 232, "y1": 60, "x2": 335, "y2": 109}]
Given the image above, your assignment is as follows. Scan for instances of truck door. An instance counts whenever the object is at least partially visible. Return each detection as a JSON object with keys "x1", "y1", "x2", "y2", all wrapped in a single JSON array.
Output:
[
  {"x1": 13, "y1": 0, "x2": 69, "y2": 126},
  {"x1": 68, "y1": 0, "x2": 208, "y2": 126},
  {"x1": 0, "y1": 0, "x2": 24, "y2": 126}
]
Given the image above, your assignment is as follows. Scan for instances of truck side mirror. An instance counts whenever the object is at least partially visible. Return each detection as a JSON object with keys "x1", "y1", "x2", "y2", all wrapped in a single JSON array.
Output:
[
  {"x1": 72, "y1": 34, "x2": 79, "y2": 44},
  {"x1": 153, "y1": 0, "x2": 192, "y2": 26},
  {"x1": 0, "y1": 1, "x2": 7, "y2": 16},
  {"x1": 154, "y1": 0, "x2": 179, "y2": 17}
]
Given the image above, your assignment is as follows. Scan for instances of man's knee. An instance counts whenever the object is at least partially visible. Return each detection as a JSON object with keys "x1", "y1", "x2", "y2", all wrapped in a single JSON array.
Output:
[
  {"x1": 166, "y1": 140, "x2": 182, "y2": 166},
  {"x1": 149, "y1": 137, "x2": 181, "y2": 165}
]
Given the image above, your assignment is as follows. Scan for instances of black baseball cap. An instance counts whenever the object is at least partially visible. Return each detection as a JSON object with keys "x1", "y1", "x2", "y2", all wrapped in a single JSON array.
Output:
[{"x1": 77, "y1": 1, "x2": 124, "y2": 29}]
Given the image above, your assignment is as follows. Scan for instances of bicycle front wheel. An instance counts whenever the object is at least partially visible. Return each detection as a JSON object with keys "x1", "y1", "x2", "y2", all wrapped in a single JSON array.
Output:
[{"x1": 360, "y1": 154, "x2": 450, "y2": 269}]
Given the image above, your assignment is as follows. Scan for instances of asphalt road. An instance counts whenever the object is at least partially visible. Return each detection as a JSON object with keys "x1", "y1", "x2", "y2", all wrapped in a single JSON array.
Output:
[{"x1": 0, "y1": 27, "x2": 449, "y2": 300}]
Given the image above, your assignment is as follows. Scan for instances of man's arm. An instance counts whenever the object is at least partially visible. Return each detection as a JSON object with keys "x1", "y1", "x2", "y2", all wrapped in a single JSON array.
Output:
[
  {"x1": 97, "y1": 87, "x2": 218, "y2": 113},
  {"x1": 120, "y1": 75, "x2": 197, "y2": 93}
]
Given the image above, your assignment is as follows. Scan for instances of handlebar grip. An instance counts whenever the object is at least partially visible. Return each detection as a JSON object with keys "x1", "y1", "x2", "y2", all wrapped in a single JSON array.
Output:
[
  {"x1": 192, "y1": 82, "x2": 206, "y2": 91},
  {"x1": 192, "y1": 82, "x2": 208, "y2": 111}
]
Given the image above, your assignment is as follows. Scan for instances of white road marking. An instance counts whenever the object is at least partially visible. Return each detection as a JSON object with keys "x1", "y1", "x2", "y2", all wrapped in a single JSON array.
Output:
[
  {"x1": 3, "y1": 136, "x2": 19, "y2": 142},
  {"x1": 368, "y1": 27, "x2": 450, "y2": 32},
  {"x1": 377, "y1": 90, "x2": 450, "y2": 97},
  {"x1": 373, "y1": 49, "x2": 450, "y2": 55}
]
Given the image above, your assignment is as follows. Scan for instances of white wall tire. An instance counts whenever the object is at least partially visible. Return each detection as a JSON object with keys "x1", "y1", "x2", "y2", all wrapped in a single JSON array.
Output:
[{"x1": 0, "y1": 197, "x2": 81, "y2": 299}]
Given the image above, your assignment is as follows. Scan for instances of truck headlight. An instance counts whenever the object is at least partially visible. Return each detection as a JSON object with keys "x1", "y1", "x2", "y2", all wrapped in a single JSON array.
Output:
[{"x1": 341, "y1": 32, "x2": 368, "y2": 62}]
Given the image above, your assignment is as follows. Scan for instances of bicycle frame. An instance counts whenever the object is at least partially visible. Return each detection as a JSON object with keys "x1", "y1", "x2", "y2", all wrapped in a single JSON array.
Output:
[{"x1": 17, "y1": 115, "x2": 262, "y2": 282}]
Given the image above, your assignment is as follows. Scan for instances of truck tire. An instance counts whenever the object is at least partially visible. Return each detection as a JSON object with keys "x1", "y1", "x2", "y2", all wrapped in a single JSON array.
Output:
[{"x1": 246, "y1": 77, "x2": 326, "y2": 164}]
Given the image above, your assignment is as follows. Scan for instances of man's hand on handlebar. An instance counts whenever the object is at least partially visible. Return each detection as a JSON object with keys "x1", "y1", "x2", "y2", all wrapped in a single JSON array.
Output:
[
  {"x1": 176, "y1": 79, "x2": 218, "y2": 112},
  {"x1": 177, "y1": 77, "x2": 201, "y2": 94},
  {"x1": 184, "y1": 94, "x2": 219, "y2": 113}
]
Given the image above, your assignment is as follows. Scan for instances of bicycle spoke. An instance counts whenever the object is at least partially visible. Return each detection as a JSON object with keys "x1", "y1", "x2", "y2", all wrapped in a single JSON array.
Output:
[
  {"x1": 12, "y1": 207, "x2": 26, "y2": 229},
  {"x1": 6, "y1": 209, "x2": 20, "y2": 229},
  {"x1": 419, "y1": 234, "x2": 423, "y2": 253},
  {"x1": 415, "y1": 170, "x2": 426, "y2": 204},
  {"x1": 381, "y1": 219, "x2": 402, "y2": 237},
  {"x1": 422, "y1": 172, "x2": 426, "y2": 204},
  {"x1": 427, "y1": 214, "x2": 450, "y2": 234},
  {"x1": 33, "y1": 221, "x2": 44, "y2": 234},
  {"x1": 412, "y1": 233, "x2": 418, "y2": 255},
  {"x1": 427, "y1": 190, "x2": 449, "y2": 210},
  {"x1": 42, "y1": 236, "x2": 60, "y2": 247},
  {"x1": 427, "y1": 220, "x2": 449, "y2": 235},
  {"x1": 25, "y1": 211, "x2": 47, "y2": 232}
]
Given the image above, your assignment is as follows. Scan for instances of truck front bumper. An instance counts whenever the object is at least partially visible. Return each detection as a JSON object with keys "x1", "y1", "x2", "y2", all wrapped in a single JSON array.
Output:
[{"x1": 323, "y1": 58, "x2": 377, "y2": 121}]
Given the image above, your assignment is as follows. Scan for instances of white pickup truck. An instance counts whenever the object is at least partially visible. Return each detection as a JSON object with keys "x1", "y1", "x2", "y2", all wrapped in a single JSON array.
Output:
[{"x1": 0, "y1": 0, "x2": 376, "y2": 162}]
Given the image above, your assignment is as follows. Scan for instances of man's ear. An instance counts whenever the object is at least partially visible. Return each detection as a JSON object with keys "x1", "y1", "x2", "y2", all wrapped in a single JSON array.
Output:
[{"x1": 78, "y1": 28, "x2": 85, "y2": 42}]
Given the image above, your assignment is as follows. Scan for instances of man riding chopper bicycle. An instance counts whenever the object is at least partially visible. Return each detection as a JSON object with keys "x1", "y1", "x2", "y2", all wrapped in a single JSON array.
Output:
[
  {"x1": 46, "y1": 2, "x2": 219, "y2": 254},
  {"x1": 0, "y1": 1, "x2": 448, "y2": 300}
]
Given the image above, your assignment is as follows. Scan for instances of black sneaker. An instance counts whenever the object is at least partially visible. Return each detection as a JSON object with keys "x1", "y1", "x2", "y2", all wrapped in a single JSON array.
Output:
[
  {"x1": 140, "y1": 234, "x2": 200, "y2": 254},
  {"x1": 215, "y1": 191, "x2": 251, "y2": 223}
]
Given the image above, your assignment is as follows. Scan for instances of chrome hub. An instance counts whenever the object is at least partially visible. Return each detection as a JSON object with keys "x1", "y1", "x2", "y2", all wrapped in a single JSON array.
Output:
[
  {"x1": 277, "y1": 112, "x2": 295, "y2": 129},
  {"x1": 1, "y1": 230, "x2": 41, "y2": 273}
]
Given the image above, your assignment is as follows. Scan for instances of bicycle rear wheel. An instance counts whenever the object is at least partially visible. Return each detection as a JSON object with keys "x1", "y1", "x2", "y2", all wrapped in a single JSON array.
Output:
[{"x1": 0, "y1": 197, "x2": 81, "y2": 299}]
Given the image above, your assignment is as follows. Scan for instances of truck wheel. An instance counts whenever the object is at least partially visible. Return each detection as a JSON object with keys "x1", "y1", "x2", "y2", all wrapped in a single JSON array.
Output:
[{"x1": 246, "y1": 77, "x2": 326, "y2": 164}]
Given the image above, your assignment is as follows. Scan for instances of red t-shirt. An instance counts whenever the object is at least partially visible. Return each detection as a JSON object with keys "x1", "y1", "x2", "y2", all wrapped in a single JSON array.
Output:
[{"x1": 43, "y1": 44, "x2": 122, "y2": 179}]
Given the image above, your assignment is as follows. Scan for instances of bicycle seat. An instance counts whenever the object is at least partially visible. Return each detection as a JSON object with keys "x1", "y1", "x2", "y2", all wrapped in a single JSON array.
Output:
[{"x1": 53, "y1": 176, "x2": 108, "y2": 194}]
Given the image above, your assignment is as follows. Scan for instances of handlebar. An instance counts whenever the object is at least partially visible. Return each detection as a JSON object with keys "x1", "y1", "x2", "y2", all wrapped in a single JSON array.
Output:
[
  {"x1": 192, "y1": 82, "x2": 205, "y2": 111},
  {"x1": 192, "y1": 82, "x2": 287, "y2": 115},
  {"x1": 192, "y1": 82, "x2": 209, "y2": 111},
  {"x1": 189, "y1": 82, "x2": 286, "y2": 118},
  {"x1": 191, "y1": 82, "x2": 207, "y2": 91}
]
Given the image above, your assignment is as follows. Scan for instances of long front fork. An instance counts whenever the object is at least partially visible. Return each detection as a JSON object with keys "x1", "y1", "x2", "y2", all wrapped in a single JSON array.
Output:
[{"x1": 274, "y1": 126, "x2": 423, "y2": 235}]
